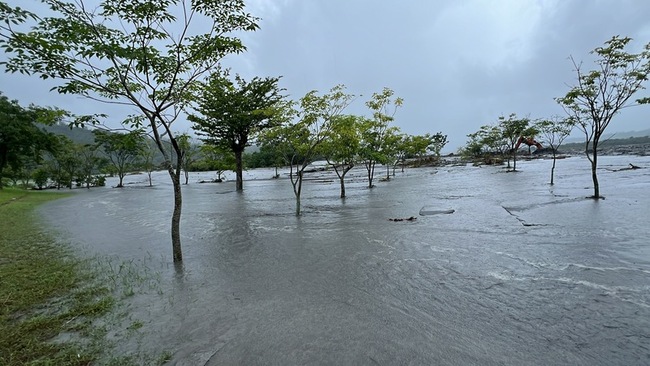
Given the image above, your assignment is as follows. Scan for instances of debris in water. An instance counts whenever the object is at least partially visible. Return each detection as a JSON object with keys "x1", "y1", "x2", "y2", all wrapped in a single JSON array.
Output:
[{"x1": 388, "y1": 216, "x2": 418, "y2": 222}]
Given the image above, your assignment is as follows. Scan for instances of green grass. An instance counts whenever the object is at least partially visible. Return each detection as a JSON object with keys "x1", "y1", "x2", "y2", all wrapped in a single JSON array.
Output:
[
  {"x1": 0, "y1": 188, "x2": 171, "y2": 365},
  {"x1": 0, "y1": 188, "x2": 111, "y2": 365}
]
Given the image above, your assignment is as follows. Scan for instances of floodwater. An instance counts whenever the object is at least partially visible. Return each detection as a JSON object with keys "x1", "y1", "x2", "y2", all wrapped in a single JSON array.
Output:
[{"x1": 41, "y1": 155, "x2": 650, "y2": 365}]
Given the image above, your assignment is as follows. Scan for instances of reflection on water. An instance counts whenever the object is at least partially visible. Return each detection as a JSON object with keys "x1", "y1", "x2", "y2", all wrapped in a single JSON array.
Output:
[{"x1": 41, "y1": 156, "x2": 650, "y2": 365}]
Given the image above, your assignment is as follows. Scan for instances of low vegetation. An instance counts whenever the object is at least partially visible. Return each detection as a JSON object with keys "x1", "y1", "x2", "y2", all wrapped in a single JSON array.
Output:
[{"x1": 0, "y1": 189, "x2": 168, "y2": 365}]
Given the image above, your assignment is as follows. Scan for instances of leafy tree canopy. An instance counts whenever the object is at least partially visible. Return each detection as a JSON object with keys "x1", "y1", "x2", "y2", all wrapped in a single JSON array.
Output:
[{"x1": 0, "y1": 92, "x2": 58, "y2": 186}]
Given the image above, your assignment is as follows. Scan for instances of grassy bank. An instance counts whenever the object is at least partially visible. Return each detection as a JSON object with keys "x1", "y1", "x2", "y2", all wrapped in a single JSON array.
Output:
[
  {"x1": 0, "y1": 189, "x2": 119, "y2": 365},
  {"x1": 0, "y1": 189, "x2": 114, "y2": 365}
]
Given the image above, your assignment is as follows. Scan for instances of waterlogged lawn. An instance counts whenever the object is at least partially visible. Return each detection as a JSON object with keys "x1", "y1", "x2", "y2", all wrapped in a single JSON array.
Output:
[{"x1": 0, "y1": 189, "x2": 170, "y2": 365}]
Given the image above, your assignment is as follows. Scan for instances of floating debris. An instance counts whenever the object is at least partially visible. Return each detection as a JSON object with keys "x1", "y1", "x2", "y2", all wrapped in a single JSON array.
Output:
[{"x1": 388, "y1": 216, "x2": 418, "y2": 222}]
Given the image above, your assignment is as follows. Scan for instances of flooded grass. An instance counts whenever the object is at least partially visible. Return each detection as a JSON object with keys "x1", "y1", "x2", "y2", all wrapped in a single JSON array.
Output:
[{"x1": 0, "y1": 188, "x2": 168, "y2": 365}]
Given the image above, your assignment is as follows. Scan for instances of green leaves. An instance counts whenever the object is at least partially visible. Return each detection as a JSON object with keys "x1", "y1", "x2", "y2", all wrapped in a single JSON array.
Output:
[
  {"x1": 189, "y1": 73, "x2": 285, "y2": 152},
  {"x1": 0, "y1": 0, "x2": 259, "y2": 116},
  {"x1": 321, "y1": 114, "x2": 362, "y2": 166},
  {"x1": 557, "y1": 35, "x2": 650, "y2": 197},
  {"x1": 557, "y1": 35, "x2": 650, "y2": 138},
  {"x1": 365, "y1": 87, "x2": 403, "y2": 125},
  {"x1": 0, "y1": 93, "x2": 58, "y2": 180}
]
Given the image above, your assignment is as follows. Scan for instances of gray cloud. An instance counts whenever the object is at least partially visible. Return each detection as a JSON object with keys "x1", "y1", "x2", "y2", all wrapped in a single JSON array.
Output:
[
  {"x1": 2, "y1": 0, "x2": 649, "y2": 150},
  {"x1": 234, "y1": 0, "x2": 650, "y2": 150}
]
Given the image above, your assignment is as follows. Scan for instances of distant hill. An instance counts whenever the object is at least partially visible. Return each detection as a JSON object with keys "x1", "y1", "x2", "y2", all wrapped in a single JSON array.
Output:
[
  {"x1": 566, "y1": 128, "x2": 650, "y2": 143},
  {"x1": 563, "y1": 135, "x2": 650, "y2": 148},
  {"x1": 560, "y1": 135, "x2": 650, "y2": 156},
  {"x1": 43, "y1": 123, "x2": 97, "y2": 145},
  {"x1": 604, "y1": 128, "x2": 650, "y2": 139}
]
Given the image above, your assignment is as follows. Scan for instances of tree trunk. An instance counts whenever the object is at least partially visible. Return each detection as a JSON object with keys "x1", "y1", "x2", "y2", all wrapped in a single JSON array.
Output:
[
  {"x1": 550, "y1": 151, "x2": 557, "y2": 185},
  {"x1": 292, "y1": 172, "x2": 303, "y2": 216},
  {"x1": 366, "y1": 161, "x2": 375, "y2": 188},
  {"x1": 331, "y1": 163, "x2": 350, "y2": 199},
  {"x1": 512, "y1": 150, "x2": 517, "y2": 171},
  {"x1": 295, "y1": 193, "x2": 301, "y2": 216},
  {"x1": 0, "y1": 150, "x2": 7, "y2": 189},
  {"x1": 148, "y1": 172, "x2": 152, "y2": 187},
  {"x1": 169, "y1": 166, "x2": 183, "y2": 262},
  {"x1": 235, "y1": 149, "x2": 243, "y2": 191},
  {"x1": 591, "y1": 144, "x2": 600, "y2": 198},
  {"x1": 118, "y1": 173, "x2": 124, "y2": 188}
]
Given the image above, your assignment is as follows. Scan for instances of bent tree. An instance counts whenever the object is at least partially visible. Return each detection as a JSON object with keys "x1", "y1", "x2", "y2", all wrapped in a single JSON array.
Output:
[
  {"x1": 556, "y1": 36, "x2": 650, "y2": 199},
  {"x1": 0, "y1": 0, "x2": 258, "y2": 262}
]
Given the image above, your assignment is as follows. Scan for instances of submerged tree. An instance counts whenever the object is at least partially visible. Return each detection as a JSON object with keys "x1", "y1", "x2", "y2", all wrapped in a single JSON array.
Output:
[
  {"x1": 94, "y1": 130, "x2": 145, "y2": 188},
  {"x1": 379, "y1": 126, "x2": 402, "y2": 180},
  {"x1": 359, "y1": 88, "x2": 403, "y2": 188},
  {"x1": 263, "y1": 85, "x2": 355, "y2": 215},
  {"x1": 536, "y1": 117, "x2": 574, "y2": 185},
  {"x1": 499, "y1": 114, "x2": 531, "y2": 171},
  {"x1": 321, "y1": 114, "x2": 362, "y2": 198},
  {"x1": 404, "y1": 132, "x2": 448, "y2": 167},
  {"x1": 556, "y1": 36, "x2": 650, "y2": 199},
  {"x1": 177, "y1": 134, "x2": 199, "y2": 185},
  {"x1": 463, "y1": 124, "x2": 508, "y2": 164},
  {"x1": 1, "y1": 0, "x2": 259, "y2": 262},
  {"x1": 197, "y1": 144, "x2": 236, "y2": 182},
  {"x1": 139, "y1": 143, "x2": 158, "y2": 187},
  {"x1": 190, "y1": 73, "x2": 285, "y2": 191},
  {"x1": 428, "y1": 132, "x2": 449, "y2": 162},
  {"x1": 77, "y1": 143, "x2": 105, "y2": 189},
  {"x1": 57, "y1": 140, "x2": 82, "y2": 189}
]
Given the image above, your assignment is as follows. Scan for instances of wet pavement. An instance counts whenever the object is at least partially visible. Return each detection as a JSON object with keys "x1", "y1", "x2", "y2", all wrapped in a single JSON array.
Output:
[{"x1": 40, "y1": 155, "x2": 650, "y2": 365}]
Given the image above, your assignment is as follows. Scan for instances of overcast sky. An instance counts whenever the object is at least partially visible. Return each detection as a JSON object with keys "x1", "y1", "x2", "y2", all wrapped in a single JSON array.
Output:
[{"x1": 2, "y1": 0, "x2": 650, "y2": 151}]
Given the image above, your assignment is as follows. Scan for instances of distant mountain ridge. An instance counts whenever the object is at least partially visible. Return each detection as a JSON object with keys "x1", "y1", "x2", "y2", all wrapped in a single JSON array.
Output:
[
  {"x1": 43, "y1": 123, "x2": 96, "y2": 144},
  {"x1": 565, "y1": 128, "x2": 650, "y2": 143},
  {"x1": 43, "y1": 123, "x2": 260, "y2": 154}
]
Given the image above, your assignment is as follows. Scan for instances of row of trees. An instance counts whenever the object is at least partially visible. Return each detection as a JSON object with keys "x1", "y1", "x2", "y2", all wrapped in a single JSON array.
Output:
[
  {"x1": 463, "y1": 114, "x2": 573, "y2": 184},
  {"x1": 0, "y1": 93, "x2": 56, "y2": 186},
  {"x1": 0, "y1": 95, "x2": 160, "y2": 190},
  {"x1": 2, "y1": 0, "x2": 648, "y2": 263},
  {"x1": 463, "y1": 36, "x2": 650, "y2": 195},
  {"x1": 0, "y1": 0, "x2": 447, "y2": 263},
  {"x1": 1, "y1": 0, "x2": 260, "y2": 262},
  {"x1": 190, "y1": 81, "x2": 448, "y2": 214}
]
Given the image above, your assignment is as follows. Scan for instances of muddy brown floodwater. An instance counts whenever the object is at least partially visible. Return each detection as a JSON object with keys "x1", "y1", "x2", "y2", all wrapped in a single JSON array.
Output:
[{"x1": 41, "y1": 155, "x2": 650, "y2": 365}]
